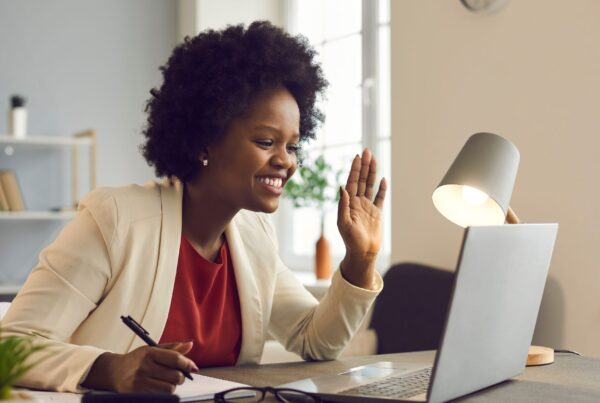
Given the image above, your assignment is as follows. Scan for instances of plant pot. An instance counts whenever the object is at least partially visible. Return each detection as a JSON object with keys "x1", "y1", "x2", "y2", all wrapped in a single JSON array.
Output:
[{"x1": 315, "y1": 233, "x2": 332, "y2": 279}]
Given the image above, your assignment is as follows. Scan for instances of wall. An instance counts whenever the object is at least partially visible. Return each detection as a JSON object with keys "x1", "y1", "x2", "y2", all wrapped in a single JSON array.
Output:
[
  {"x1": 0, "y1": 0, "x2": 176, "y2": 286},
  {"x1": 0, "y1": 0, "x2": 176, "y2": 187},
  {"x1": 391, "y1": 0, "x2": 600, "y2": 356}
]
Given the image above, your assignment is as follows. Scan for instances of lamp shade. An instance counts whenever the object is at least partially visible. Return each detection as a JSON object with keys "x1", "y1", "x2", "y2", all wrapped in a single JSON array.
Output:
[{"x1": 432, "y1": 132, "x2": 520, "y2": 227}]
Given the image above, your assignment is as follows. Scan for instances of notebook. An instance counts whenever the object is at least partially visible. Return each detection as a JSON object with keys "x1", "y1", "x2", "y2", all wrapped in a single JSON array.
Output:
[
  {"x1": 176, "y1": 373, "x2": 254, "y2": 402},
  {"x1": 280, "y1": 223, "x2": 558, "y2": 403}
]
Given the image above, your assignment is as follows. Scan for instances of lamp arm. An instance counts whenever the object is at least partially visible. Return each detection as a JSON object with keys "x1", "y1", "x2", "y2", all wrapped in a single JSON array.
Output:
[{"x1": 506, "y1": 206, "x2": 520, "y2": 224}]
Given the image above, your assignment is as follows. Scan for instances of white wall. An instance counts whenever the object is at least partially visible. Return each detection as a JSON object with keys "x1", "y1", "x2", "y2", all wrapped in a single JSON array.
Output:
[
  {"x1": 0, "y1": 0, "x2": 176, "y2": 187},
  {"x1": 0, "y1": 0, "x2": 177, "y2": 286},
  {"x1": 391, "y1": 0, "x2": 600, "y2": 356}
]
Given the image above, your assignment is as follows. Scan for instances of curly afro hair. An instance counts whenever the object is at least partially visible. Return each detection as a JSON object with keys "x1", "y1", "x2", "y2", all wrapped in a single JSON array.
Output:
[{"x1": 141, "y1": 21, "x2": 328, "y2": 182}]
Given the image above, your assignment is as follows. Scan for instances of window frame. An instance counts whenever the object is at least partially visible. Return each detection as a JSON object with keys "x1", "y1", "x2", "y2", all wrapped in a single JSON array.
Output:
[{"x1": 275, "y1": 0, "x2": 390, "y2": 274}]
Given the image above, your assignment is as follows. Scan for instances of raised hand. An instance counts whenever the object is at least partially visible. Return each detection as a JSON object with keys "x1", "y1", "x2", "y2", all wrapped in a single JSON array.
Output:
[{"x1": 337, "y1": 149, "x2": 387, "y2": 289}]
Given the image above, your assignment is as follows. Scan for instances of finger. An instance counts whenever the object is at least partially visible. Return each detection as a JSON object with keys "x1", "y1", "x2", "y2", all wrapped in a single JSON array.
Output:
[
  {"x1": 356, "y1": 149, "x2": 372, "y2": 197},
  {"x1": 337, "y1": 186, "x2": 350, "y2": 228},
  {"x1": 345, "y1": 155, "x2": 361, "y2": 197},
  {"x1": 364, "y1": 157, "x2": 377, "y2": 200},
  {"x1": 145, "y1": 360, "x2": 186, "y2": 386},
  {"x1": 373, "y1": 177, "x2": 387, "y2": 209},
  {"x1": 151, "y1": 347, "x2": 198, "y2": 373}
]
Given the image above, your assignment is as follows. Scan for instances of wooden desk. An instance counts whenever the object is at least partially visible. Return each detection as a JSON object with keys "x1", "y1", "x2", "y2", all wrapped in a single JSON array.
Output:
[{"x1": 200, "y1": 351, "x2": 600, "y2": 402}]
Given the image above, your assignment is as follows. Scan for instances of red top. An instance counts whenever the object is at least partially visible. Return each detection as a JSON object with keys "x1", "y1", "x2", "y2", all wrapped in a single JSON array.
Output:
[{"x1": 159, "y1": 237, "x2": 242, "y2": 367}]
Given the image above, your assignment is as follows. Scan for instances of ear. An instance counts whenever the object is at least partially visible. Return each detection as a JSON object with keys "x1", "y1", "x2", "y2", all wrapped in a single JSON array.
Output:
[
  {"x1": 197, "y1": 148, "x2": 210, "y2": 167},
  {"x1": 197, "y1": 148, "x2": 209, "y2": 162}
]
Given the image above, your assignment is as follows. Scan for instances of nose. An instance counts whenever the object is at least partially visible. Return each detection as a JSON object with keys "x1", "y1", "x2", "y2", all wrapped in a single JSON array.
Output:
[{"x1": 270, "y1": 145, "x2": 296, "y2": 169}]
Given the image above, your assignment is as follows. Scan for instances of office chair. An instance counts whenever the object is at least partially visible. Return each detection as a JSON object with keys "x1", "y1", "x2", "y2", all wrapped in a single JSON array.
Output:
[{"x1": 369, "y1": 262, "x2": 455, "y2": 354}]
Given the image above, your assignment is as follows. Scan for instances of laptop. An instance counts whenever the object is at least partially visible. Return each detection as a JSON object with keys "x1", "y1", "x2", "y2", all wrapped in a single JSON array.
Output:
[{"x1": 280, "y1": 223, "x2": 558, "y2": 403}]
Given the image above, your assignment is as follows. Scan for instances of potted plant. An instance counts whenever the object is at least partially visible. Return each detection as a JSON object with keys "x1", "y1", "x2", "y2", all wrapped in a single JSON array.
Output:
[
  {"x1": 284, "y1": 155, "x2": 342, "y2": 279},
  {"x1": 0, "y1": 327, "x2": 48, "y2": 402}
]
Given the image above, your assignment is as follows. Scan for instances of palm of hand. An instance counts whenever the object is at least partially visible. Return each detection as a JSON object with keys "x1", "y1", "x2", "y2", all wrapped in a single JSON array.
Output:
[
  {"x1": 339, "y1": 194, "x2": 382, "y2": 255},
  {"x1": 337, "y1": 149, "x2": 387, "y2": 257}
]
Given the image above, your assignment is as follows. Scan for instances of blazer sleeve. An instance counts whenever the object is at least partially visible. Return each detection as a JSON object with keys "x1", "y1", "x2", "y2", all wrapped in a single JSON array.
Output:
[
  {"x1": 0, "y1": 189, "x2": 119, "y2": 392},
  {"x1": 261, "y1": 215, "x2": 383, "y2": 361}
]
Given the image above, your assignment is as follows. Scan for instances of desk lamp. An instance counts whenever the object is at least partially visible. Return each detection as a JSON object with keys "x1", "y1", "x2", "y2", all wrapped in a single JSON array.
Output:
[{"x1": 432, "y1": 132, "x2": 553, "y2": 366}]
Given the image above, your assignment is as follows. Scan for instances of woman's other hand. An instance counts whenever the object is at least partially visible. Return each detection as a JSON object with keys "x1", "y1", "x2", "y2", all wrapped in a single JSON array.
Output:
[
  {"x1": 82, "y1": 341, "x2": 198, "y2": 393},
  {"x1": 337, "y1": 148, "x2": 387, "y2": 289}
]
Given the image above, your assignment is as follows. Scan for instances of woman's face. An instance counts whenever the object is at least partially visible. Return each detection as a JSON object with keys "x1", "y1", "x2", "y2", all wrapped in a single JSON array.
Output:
[{"x1": 204, "y1": 87, "x2": 300, "y2": 213}]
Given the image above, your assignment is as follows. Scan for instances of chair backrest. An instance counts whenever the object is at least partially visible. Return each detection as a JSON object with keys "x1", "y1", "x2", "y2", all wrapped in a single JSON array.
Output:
[{"x1": 369, "y1": 262, "x2": 454, "y2": 354}]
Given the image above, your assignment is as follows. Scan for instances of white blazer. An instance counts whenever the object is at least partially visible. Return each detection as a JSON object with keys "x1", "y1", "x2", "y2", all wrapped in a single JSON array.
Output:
[{"x1": 1, "y1": 179, "x2": 382, "y2": 392}]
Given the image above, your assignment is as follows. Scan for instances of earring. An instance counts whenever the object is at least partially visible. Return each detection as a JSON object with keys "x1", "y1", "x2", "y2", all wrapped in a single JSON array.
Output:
[{"x1": 202, "y1": 159, "x2": 208, "y2": 167}]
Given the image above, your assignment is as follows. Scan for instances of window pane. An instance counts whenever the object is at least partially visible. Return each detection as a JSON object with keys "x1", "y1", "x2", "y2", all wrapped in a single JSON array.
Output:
[
  {"x1": 324, "y1": 0, "x2": 361, "y2": 40},
  {"x1": 285, "y1": 0, "x2": 391, "y2": 267},
  {"x1": 321, "y1": 34, "x2": 362, "y2": 89},
  {"x1": 378, "y1": 25, "x2": 390, "y2": 139},
  {"x1": 379, "y1": 0, "x2": 390, "y2": 24},
  {"x1": 322, "y1": 84, "x2": 362, "y2": 146},
  {"x1": 291, "y1": 144, "x2": 362, "y2": 256},
  {"x1": 292, "y1": 207, "x2": 321, "y2": 255},
  {"x1": 322, "y1": 144, "x2": 363, "y2": 255},
  {"x1": 294, "y1": 0, "x2": 325, "y2": 44}
]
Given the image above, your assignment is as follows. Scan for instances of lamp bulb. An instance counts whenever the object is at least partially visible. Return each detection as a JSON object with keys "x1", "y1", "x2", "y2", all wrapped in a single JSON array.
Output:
[{"x1": 462, "y1": 186, "x2": 489, "y2": 206}]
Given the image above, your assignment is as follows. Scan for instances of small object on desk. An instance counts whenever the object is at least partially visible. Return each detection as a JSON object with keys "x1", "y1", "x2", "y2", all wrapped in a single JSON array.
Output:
[
  {"x1": 120, "y1": 315, "x2": 193, "y2": 380},
  {"x1": 527, "y1": 345, "x2": 554, "y2": 366}
]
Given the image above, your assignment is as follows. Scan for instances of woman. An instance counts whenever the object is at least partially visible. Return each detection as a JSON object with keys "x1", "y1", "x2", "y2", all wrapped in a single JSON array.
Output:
[{"x1": 2, "y1": 21, "x2": 387, "y2": 393}]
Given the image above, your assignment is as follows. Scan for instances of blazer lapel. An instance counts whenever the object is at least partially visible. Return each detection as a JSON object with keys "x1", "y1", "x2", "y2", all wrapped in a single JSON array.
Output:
[
  {"x1": 226, "y1": 218, "x2": 264, "y2": 364},
  {"x1": 129, "y1": 178, "x2": 183, "y2": 350}
]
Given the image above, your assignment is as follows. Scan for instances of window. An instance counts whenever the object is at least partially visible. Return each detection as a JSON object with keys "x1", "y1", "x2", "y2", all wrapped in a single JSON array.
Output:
[{"x1": 274, "y1": 0, "x2": 390, "y2": 272}]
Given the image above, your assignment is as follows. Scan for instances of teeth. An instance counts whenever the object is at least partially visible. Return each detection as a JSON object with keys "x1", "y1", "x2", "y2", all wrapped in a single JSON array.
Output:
[{"x1": 258, "y1": 177, "x2": 283, "y2": 188}]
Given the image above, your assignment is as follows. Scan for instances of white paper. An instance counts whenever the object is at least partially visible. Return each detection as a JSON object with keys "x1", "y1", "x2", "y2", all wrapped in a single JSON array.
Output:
[
  {"x1": 18, "y1": 374, "x2": 254, "y2": 402},
  {"x1": 176, "y1": 373, "x2": 255, "y2": 402}
]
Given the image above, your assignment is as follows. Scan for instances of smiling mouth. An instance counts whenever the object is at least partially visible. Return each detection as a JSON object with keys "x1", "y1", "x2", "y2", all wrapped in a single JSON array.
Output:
[
  {"x1": 257, "y1": 177, "x2": 283, "y2": 188},
  {"x1": 256, "y1": 176, "x2": 284, "y2": 195}
]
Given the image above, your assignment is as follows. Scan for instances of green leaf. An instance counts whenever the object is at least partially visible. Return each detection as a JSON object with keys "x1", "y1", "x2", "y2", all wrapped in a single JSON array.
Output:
[
  {"x1": 283, "y1": 154, "x2": 345, "y2": 210},
  {"x1": 0, "y1": 327, "x2": 53, "y2": 392}
]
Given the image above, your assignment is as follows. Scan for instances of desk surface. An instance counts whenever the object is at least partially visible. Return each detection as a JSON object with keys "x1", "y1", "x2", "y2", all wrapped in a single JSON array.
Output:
[
  {"x1": 199, "y1": 351, "x2": 600, "y2": 402},
  {"x1": 24, "y1": 351, "x2": 600, "y2": 402}
]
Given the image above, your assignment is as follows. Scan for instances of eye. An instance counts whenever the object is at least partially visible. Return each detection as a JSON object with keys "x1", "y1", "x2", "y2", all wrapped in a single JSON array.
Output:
[
  {"x1": 254, "y1": 140, "x2": 273, "y2": 148},
  {"x1": 286, "y1": 144, "x2": 301, "y2": 155}
]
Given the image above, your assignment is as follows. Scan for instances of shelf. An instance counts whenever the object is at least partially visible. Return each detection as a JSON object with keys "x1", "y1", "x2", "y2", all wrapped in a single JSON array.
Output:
[
  {"x1": 0, "y1": 211, "x2": 76, "y2": 220},
  {"x1": 0, "y1": 134, "x2": 93, "y2": 147}
]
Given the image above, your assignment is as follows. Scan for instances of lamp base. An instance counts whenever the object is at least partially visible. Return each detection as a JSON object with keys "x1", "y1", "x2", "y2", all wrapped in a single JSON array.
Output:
[{"x1": 526, "y1": 345, "x2": 554, "y2": 366}]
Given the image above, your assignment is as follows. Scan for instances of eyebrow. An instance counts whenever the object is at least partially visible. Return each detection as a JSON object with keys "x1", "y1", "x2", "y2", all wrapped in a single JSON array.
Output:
[{"x1": 252, "y1": 124, "x2": 300, "y2": 140}]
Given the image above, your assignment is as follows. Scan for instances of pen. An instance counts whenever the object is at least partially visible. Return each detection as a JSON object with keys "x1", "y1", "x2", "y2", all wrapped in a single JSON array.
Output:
[{"x1": 121, "y1": 315, "x2": 193, "y2": 380}]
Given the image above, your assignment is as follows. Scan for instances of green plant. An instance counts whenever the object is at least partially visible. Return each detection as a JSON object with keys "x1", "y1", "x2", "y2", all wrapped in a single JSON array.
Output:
[
  {"x1": 0, "y1": 328, "x2": 49, "y2": 400},
  {"x1": 284, "y1": 155, "x2": 343, "y2": 228}
]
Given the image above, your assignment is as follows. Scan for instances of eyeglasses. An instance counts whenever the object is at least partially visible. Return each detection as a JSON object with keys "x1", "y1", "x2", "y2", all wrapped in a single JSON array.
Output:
[{"x1": 214, "y1": 386, "x2": 322, "y2": 402}]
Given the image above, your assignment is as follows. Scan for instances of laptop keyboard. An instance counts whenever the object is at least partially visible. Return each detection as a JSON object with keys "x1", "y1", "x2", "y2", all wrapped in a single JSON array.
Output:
[{"x1": 341, "y1": 367, "x2": 432, "y2": 399}]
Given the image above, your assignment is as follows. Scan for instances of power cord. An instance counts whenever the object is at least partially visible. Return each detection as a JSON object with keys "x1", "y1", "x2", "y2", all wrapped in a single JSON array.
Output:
[{"x1": 554, "y1": 349, "x2": 582, "y2": 356}]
